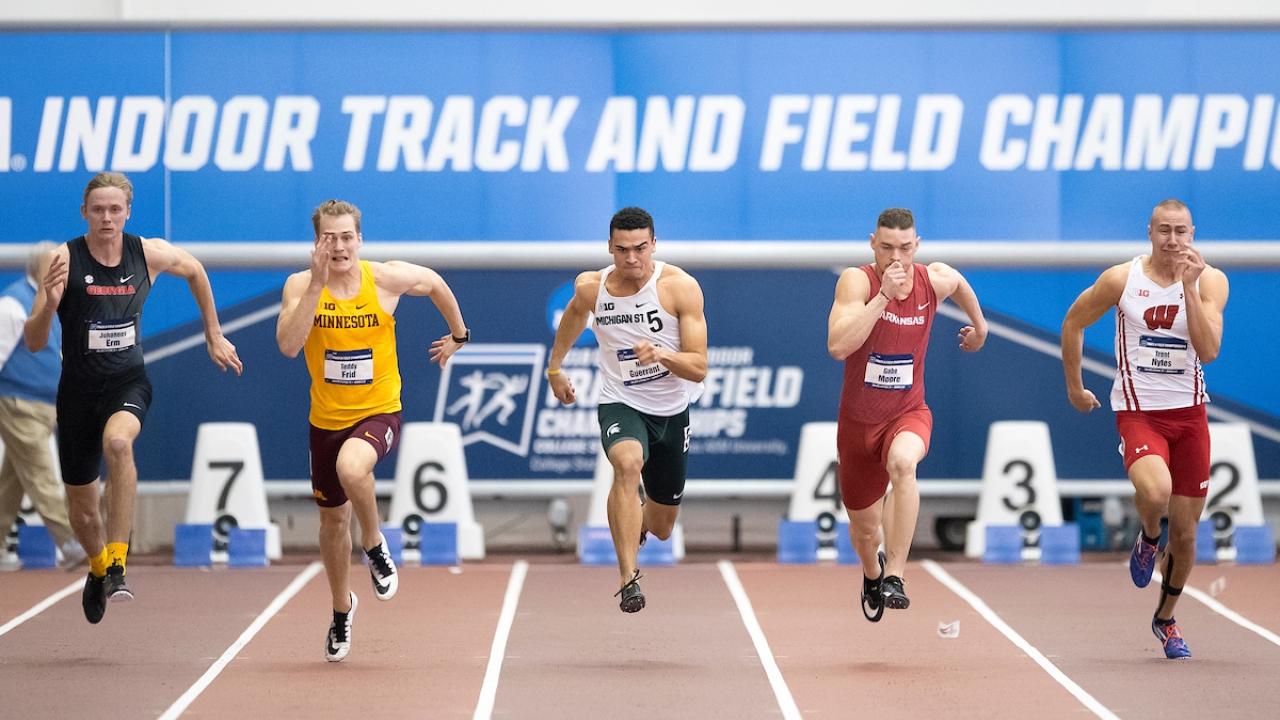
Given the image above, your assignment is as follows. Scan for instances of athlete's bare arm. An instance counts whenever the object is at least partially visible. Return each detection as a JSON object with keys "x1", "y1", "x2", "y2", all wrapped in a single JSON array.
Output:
[
  {"x1": 142, "y1": 238, "x2": 242, "y2": 375},
  {"x1": 276, "y1": 234, "x2": 334, "y2": 359},
  {"x1": 23, "y1": 243, "x2": 69, "y2": 352},
  {"x1": 374, "y1": 260, "x2": 469, "y2": 368},
  {"x1": 637, "y1": 268, "x2": 707, "y2": 382},
  {"x1": 1061, "y1": 263, "x2": 1127, "y2": 412},
  {"x1": 928, "y1": 262, "x2": 988, "y2": 352},
  {"x1": 827, "y1": 267, "x2": 888, "y2": 360},
  {"x1": 1176, "y1": 250, "x2": 1228, "y2": 363},
  {"x1": 546, "y1": 270, "x2": 601, "y2": 405}
]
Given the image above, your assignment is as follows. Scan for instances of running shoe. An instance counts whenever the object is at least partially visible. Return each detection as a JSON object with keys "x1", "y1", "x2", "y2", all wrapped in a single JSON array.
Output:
[
  {"x1": 1152, "y1": 617, "x2": 1191, "y2": 659},
  {"x1": 1129, "y1": 533, "x2": 1159, "y2": 588},
  {"x1": 365, "y1": 538, "x2": 398, "y2": 601},
  {"x1": 325, "y1": 592, "x2": 358, "y2": 662},
  {"x1": 882, "y1": 574, "x2": 910, "y2": 610},
  {"x1": 81, "y1": 572, "x2": 106, "y2": 624},
  {"x1": 861, "y1": 550, "x2": 886, "y2": 623},
  {"x1": 104, "y1": 564, "x2": 133, "y2": 603},
  {"x1": 614, "y1": 569, "x2": 646, "y2": 613}
]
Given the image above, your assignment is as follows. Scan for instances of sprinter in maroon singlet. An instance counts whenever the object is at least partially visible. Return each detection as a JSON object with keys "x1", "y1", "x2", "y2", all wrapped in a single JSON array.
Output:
[{"x1": 827, "y1": 208, "x2": 988, "y2": 619}]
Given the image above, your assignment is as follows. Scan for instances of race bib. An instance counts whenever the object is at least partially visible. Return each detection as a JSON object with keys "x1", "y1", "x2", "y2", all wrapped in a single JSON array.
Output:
[
  {"x1": 617, "y1": 347, "x2": 670, "y2": 387},
  {"x1": 1134, "y1": 336, "x2": 1188, "y2": 374},
  {"x1": 86, "y1": 319, "x2": 137, "y2": 353},
  {"x1": 864, "y1": 353, "x2": 914, "y2": 390},
  {"x1": 324, "y1": 348, "x2": 374, "y2": 385}
]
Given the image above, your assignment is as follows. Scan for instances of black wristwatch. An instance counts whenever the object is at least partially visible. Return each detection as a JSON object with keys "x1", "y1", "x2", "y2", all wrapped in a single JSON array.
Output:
[{"x1": 452, "y1": 328, "x2": 470, "y2": 344}]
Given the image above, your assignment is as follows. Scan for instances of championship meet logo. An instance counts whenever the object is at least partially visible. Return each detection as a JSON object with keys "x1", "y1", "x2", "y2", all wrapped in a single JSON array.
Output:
[{"x1": 433, "y1": 344, "x2": 545, "y2": 456}]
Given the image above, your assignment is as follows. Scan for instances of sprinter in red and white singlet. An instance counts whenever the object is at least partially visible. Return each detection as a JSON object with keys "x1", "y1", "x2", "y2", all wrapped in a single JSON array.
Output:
[{"x1": 1061, "y1": 198, "x2": 1229, "y2": 659}]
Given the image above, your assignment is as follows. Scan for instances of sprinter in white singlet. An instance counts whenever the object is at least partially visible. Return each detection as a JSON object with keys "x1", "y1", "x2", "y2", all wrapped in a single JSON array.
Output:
[{"x1": 546, "y1": 207, "x2": 708, "y2": 613}]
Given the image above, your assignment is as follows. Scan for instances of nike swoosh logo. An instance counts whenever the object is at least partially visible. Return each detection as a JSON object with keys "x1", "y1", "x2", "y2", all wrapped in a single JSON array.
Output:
[
  {"x1": 355, "y1": 303, "x2": 368, "y2": 310},
  {"x1": 123, "y1": 402, "x2": 141, "y2": 409},
  {"x1": 364, "y1": 431, "x2": 380, "y2": 444},
  {"x1": 636, "y1": 302, "x2": 650, "y2": 308},
  {"x1": 917, "y1": 302, "x2": 930, "y2": 310},
  {"x1": 119, "y1": 274, "x2": 134, "y2": 283}
]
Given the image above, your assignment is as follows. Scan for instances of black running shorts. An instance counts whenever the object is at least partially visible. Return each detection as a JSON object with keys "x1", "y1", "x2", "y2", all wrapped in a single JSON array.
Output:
[
  {"x1": 56, "y1": 370, "x2": 153, "y2": 486},
  {"x1": 597, "y1": 402, "x2": 690, "y2": 506}
]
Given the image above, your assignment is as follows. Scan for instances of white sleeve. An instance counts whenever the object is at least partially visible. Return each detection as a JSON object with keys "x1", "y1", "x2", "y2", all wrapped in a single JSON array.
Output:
[{"x1": 0, "y1": 296, "x2": 28, "y2": 369}]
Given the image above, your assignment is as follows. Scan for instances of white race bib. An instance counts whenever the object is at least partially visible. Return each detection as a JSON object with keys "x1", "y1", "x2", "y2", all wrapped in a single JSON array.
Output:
[
  {"x1": 324, "y1": 348, "x2": 374, "y2": 385},
  {"x1": 86, "y1": 319, "x2": 137, "y2": 353},
  {"x1": 1134, "y1": 335, "x2": 1188, "y2": 374},
  {"x1": 864, "y1": 353, "x2": 914, "y2": 390},
  {"x1": 617, "y1": 347, "x2": 670, "y2": 387}
]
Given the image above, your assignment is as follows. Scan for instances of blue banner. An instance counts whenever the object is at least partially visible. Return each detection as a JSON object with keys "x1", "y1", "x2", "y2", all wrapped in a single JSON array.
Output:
[{"x1": 3, "y1": 30, "x2": 1280, "y2": 242}]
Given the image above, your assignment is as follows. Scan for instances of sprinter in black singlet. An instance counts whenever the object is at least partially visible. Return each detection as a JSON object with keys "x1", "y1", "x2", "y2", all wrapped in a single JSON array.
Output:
[{"x1": 23, "y1": 172, "x2": 242, "y2": 624}]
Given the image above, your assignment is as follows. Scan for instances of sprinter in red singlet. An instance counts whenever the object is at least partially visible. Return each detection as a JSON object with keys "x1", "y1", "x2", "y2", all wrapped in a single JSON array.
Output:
[{"x1": 827, "y1": 208, "x2": 988, "y2": 620}]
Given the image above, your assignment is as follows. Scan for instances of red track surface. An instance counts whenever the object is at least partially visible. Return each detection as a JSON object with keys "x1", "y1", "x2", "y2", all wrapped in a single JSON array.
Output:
[{"x1": 2, "y1": 558, "x2": 1277, "y2": 719}]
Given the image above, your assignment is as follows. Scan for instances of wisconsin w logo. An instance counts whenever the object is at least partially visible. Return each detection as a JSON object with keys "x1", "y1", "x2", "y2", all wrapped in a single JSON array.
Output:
[{"x1": 1143, "y1": 305, "x2": 1179, "y2": 330}]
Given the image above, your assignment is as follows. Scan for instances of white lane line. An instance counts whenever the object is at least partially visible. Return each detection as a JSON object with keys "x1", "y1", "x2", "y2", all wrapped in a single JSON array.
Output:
[
  {"x1": 922, "y1": 560, "x2": 1119, "y2": 720},
  {"x1": 158, "y1": 561, "x2": 323, "y2": 720},
  {"x1": 0, "y1": 579, "x2": 81, "y2": 638},
  {"x1": 473, "y1": 560, "x2": 529, "y2": 720},
  {"x1": 1153, "y1": 570, "x2": 1280, "y2": 648},
  {"x1": 717, "y1": 560, "x2": 802, "y2": 720}
]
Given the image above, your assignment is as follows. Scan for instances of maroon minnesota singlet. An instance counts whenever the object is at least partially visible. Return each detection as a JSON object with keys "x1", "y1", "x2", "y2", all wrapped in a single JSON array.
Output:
[{"x1": 839, "y1": 263, "x2": 937, "y2": 424}]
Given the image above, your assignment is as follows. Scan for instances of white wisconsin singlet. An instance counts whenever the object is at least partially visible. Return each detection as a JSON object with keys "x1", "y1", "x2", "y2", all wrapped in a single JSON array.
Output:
[
  {"x1": 593, "y1": 261, "x2": 695, "y2": 416},
  {"x1": 1110, "y1": 256, "x2": 1207, "y2": 412}
]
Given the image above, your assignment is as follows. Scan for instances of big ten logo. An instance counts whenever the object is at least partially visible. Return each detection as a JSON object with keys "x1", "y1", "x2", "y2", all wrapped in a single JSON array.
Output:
[
  {"x1": 999, "y1": 459, "x2": 1042, "y2": 550},
  {"x1": 1206, "y1": 460, "x2": 1242, "y2": 550},
  {"x1": 399, "y1": 460, "x2": 450, "y2": 553},
  {"x1": 207, "y1": 460, "x2": 244, "y2": 553},
  {"x1": 323, "y1": 302, "x2": 336, "y2": 311},
  {"x1": 812, "y1": 461, "x2": 843, "y2": 551}
]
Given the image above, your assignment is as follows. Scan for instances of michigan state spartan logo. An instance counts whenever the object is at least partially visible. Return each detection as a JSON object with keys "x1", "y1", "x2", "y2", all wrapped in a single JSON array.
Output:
[{"x1": 433, "y1": 344, "x2": 545, "y2": 456}]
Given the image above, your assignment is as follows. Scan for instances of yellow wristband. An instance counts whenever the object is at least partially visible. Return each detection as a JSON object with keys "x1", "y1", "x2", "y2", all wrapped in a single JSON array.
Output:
[{"x1": 545, "y1": 368, "x2": 562, "y2": 376}]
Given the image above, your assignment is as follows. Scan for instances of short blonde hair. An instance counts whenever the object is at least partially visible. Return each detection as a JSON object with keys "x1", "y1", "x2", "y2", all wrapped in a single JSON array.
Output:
[
  {"x1": 312, "y1": 199, "x2": 362, "y2": 236},
  {"x1": 83, "y1": 172, "x2": 133, "y2": 206}
]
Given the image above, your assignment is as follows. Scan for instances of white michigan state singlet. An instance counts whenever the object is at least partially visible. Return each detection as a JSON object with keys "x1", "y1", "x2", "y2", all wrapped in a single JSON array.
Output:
[
  {"x1": 593, "y1": 261, "x2": 696, "y2": 416},
  {"x1": 1110, "y1": 256, "x2": 1207, "y2": 412}
]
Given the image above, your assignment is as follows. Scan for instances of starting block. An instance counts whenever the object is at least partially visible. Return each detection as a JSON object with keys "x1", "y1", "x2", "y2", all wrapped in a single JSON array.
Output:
[
  {"x1": 174, "y1": 523, "x2": 214, "y2": 567},
  {"x1": 419, "y1": 522, "x2": 458, "y2": 566},
  {"x1": 227, "y1": 527, "x2": 268, "y2": 567},
  {"x1": 777, "y1": 520, "x2": 818, "y2": 564},
  {"x1": 576, "y1": 525, "x2": 678, "y2": 566},
  {"x1": 16, "y1": 525, "x2": 56, "y2": 569},
  {"x1": 1234, "y1": 525, "x2": 1277, "y2": 565},
  {"x1": 1040, "y1": 524, "x2": 1081, "y2": 565},
  {"x1": 982, "y1": 525, "x2": 1022, "y2": 564},
  {"x1": 578, "y1": 525, "x2": 615, "y2": 566}
]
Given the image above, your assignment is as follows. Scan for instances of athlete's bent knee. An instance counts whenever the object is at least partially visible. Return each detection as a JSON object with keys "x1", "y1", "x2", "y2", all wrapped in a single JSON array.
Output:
[
  {"x1": 103, "y1": 434, "x2": 132, "y2": 460},
  {"x1": 885, "y1": 456, "x2": 918, "y2": 483},
  {"x1": 611, "y1": 455, "x2": 643, "y2": 482}
]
